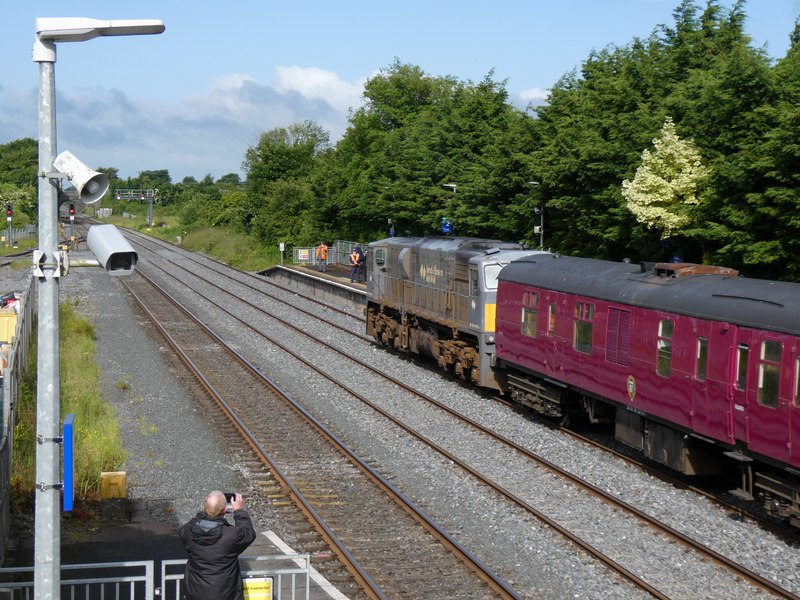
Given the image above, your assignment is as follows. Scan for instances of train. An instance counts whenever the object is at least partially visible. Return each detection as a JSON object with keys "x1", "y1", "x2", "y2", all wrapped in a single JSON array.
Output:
[{"x1": 366, "y1": 236, "x2": 800, "y2": 527}]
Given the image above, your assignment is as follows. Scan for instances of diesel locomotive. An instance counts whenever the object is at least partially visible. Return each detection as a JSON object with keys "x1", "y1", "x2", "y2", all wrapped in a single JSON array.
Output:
[
  {"x1": 365, "y1": 236, "x2": 550, "y2": 389},
  {"x1": 365, "y1": 237, "x2": 800, "y2": 526}
]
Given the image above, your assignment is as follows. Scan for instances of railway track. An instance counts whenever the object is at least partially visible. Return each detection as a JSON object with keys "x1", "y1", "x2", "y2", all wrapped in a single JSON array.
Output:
[
  {"x1": 111, "y1": 231, "x2": 794, "y2": 597},
  {"x1": 120, "y1": 268, "x2": 516, "y2": 599}
]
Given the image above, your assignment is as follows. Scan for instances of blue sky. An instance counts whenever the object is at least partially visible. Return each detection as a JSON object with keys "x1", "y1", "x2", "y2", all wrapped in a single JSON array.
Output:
[{"x1": 2, "y1": 1, "x2": 798, "y2": 181}]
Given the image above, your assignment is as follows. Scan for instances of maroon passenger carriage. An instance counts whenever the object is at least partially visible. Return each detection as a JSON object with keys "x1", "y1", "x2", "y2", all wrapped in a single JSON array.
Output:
[{"x1": 496, "y1": 254, "x2": 800, "y2": 525}]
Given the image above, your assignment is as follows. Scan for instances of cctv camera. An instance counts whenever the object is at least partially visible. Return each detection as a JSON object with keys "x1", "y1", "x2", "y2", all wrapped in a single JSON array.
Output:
[
  {"x1": 53, "y1": 151, "x2": 110, "y2": 204},
  {"x1": 86, "y1": 225, "x2": 137, "y2": 276}
]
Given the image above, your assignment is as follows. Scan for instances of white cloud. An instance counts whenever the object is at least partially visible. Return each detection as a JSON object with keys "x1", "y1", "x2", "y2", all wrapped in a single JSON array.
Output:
[
  {"x1": 518, "y1": 87, "x2": 550, "y2": 103},
  {"x1": 274, "y1": 66, "x2": 365, "y2": 114},
  {"x1": 0, "y1": 68, "x2": 368, "y2": 181}
]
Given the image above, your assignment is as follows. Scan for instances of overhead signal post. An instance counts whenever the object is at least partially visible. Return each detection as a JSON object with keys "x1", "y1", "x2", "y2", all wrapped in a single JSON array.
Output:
[
  {"x1": 115, "y1": 189, "x2": 157, "y2": 228},
  {"x1": 33, "y1": 17, "x2": 164, "y2": 599}
]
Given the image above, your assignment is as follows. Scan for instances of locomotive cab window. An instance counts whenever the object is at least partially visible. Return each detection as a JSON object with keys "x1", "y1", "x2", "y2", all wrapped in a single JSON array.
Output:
[
  {"x1": 521, "y1": 291, "x2": 539, "y2": 338},
  {"x1": 573, "y1": 301, "x2": 594, "y2": 354},
  {"x1": 758, "y1": 340, "x2": 781, "y2": 408},
  {"x1": 374, "y1": 248, "x2": 385, "y2": 266},
  {"x1": 483, "y1": 263, "x2": 503, "y2": 290},
  {"x1": 469, "y1": 267, "x2": 479, "y2": 297},
  {"x1": 657, "y1": 319, "x2": 674, "y2": 377}
]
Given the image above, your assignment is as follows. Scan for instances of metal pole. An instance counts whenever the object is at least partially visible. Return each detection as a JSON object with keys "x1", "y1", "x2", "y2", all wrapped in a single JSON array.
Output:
[
  {"x1": 34, "y1": 39, "x2": 62, "y2": 599},
  {"x1": 539, "y1": 206, "x2": 544, "y2": 249}
]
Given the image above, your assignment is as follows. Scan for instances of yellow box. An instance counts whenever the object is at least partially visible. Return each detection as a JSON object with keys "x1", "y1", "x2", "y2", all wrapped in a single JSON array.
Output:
[
  {"x1": 100, "y1": 471, "x2": 127, "y2": 499},
  {"x1": 0, "y1": 313, "x2": 17, "y2": 344},
  {"x1": 243, "y1": 577, "x2": 272, "y2": 599}
]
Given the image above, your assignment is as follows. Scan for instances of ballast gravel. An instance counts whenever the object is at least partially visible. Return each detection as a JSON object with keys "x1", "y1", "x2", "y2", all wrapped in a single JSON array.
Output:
[{"x1": 4, "y1": 240, "x2": 800, "y2": 600}]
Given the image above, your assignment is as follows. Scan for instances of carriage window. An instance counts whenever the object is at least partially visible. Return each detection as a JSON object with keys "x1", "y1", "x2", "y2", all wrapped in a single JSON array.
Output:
[
  {"x1": 656, "y1": 319, "x2": 674, "y2": 377},
  {"x1": 521, "y1": 292, "x2": 539, "y2": 338},
  {"x1": 548, "y1": 304, "x2": 556, "y2": 336},
  {"x1": 573, "y1": 301, "x2": 594, "y2": 354},
  {"x1": 375, "y1": 248, "x2": 385, "y2": 266},
  {"x1": 695, "y1": 337, "x2": 708, "y2": 381},
  {"x1": 469, "y1": 267, "x2": 479, "y2": 297},
  {"x1": 758, "y1": 340, "x2": 781, "y2": 408},
  {"x1": 795, "y1": 357, "x2": 800, "y2": 407},
  {"x1": 736, "y1": 344, "x2": 749, "y2": 390}
]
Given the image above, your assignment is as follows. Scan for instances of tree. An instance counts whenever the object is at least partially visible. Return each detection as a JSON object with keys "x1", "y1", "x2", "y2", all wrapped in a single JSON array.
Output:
[
  {"x1": 622, "y1": 116, "x2": 709, "y2": 239},
  {"x1": 243, "y1": 121, "x2": 330, "y2": 194},
  {"x1": 0, "y1": 138, "x2": 37, "y2": 188}
]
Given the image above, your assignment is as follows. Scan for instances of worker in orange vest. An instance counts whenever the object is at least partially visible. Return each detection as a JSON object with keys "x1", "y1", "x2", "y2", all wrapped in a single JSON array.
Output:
[
  {"x1": 349, "y1": 244, "x2": 365, "y2": 282},
  {"x1": 315, "y1": 241, "x2": 328, "y2": 272}
]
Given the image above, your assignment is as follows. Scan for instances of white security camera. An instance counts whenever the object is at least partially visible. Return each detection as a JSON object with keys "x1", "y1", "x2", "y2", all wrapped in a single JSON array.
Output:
[
  {"x1": 53, "y1": 151, "x2": 110, "y2": 204},
  {"x1": 86, "y1": 225, "x2": 138, "y2": 276}
]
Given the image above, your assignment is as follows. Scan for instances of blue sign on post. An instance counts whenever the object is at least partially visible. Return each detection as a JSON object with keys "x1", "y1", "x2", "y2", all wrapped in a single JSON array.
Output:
[
  {"x1": 63, "y1": 414, "x2": 75, "y2": 512},
  {"x1": 441, "y1": 218, "x2": 453, "y2": 235}
]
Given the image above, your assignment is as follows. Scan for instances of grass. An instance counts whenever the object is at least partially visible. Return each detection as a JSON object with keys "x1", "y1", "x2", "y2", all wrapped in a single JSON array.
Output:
[
  {"x1": 96, "y1": 208, "x2": 280, "y2": 272},
  {"x1": 178, "y1": 227, "x2": 280, "y2": 271},
  {"x1": 11, "y1": 301, "x2": 127, "y2": 509},
  {"x1": 8, "y1": 206, "x2": 279, "y2": 510}
]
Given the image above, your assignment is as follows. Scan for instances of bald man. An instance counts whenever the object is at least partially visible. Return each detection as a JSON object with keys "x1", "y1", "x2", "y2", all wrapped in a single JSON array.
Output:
[{"x1": 178, "y1": 491, "x2": 256, "y2": 599}]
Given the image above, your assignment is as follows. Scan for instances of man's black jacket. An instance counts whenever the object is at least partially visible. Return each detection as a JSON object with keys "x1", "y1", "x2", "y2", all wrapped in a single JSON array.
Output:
[{"x1": 178, "y1": 509, "x2": 256, "y2": 600}]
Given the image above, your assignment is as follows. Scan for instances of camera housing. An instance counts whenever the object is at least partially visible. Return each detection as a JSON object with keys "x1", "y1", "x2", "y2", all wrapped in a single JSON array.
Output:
[{"x1": 86, "y1": 224, "x2": 138, "y2": 276}]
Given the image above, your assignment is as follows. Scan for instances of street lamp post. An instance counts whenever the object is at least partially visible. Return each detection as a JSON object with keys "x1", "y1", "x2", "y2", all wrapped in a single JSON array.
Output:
[
  {"x1": 528, "y1": 181, "x2": 543, "y2": 248},
  {"x1": 32, "y1": 17, "x2": 164, "y2": 599}
]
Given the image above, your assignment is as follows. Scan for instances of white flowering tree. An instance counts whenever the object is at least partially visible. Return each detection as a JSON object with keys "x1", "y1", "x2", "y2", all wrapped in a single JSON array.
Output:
[{"x1": 622, "y1": 117, "x2": 709, "y2": 239}]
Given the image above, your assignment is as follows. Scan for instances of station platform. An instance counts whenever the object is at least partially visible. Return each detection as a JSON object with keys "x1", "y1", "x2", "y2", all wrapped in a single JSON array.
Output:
[{"x1": 9, "y1": 499, "x2": 349, "y2": 599}]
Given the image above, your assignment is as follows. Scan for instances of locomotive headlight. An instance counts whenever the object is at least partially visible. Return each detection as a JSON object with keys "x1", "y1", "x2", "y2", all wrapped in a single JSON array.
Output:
[{"x1": 487, "y1": 334, "x2": 495, "y2": 344}]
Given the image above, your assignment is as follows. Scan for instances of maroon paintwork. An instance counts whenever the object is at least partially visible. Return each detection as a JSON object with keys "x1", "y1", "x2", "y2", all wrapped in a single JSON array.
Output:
[{"x1": 496, "y1": 254, "x2": 800, "y2": 471}]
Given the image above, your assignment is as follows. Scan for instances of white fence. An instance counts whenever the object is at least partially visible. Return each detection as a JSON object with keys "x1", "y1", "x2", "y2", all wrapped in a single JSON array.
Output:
[{"x1": 0, "y1": 554, "x2": 311, "y2": 599}]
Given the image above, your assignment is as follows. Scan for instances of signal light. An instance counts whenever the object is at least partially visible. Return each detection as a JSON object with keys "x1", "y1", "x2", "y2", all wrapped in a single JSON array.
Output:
[
  {"x1": 69, "y1": 204, "x2": 75, "y2": 216},
  {"x1": 5, "y1": 203, "x2": 11, "y2": 218}
]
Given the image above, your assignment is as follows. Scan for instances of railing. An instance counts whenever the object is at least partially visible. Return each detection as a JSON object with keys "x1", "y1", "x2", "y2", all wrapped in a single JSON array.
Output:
[
  {"x1": 0, "y1": 560, "x2": 154, "y2": 599},
  {"x1": 161, "y1": 554, "x2": 312, "y2": 599},
  {"x1": 0, "y1": 554, "x2": 311, "y2": 599},
  {"x1": 294, "y1": 240, "x2": 366, "y2": 269}
]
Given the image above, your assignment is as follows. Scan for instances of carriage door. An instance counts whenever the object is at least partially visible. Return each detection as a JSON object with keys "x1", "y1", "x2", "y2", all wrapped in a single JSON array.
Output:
[
  {"x1": 747, "y1": 332, "x2": 790, "y2": 463},
  {"x1": 728, "y1": 328, "x2": 750, "y2": 444},
  {"x1": 371, "y1": 247, "x2": 387, "y2": 302},
  {"x1": 543, "y1": 291, "x2": 565, "y2": 379}
]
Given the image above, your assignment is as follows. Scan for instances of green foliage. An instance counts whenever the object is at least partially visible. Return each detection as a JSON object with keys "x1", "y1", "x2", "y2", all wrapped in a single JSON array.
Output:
[
  {"x1": 0, "y1": 183, "x2": 36, "y2": 227},
  {"x1": 180, "y1": 227, "x2": 279, "y2": 271},
  {"x1": 623, "y1": 117, "x2": 710, "y2": 238},
  {"x1": 0, "y1": 138, "x2": 37, "y2": 188},
  {"x1": 6, "y1": 1, "x2": 800, "y2": 280},
  {"x1": 12, "y1": 303, "x2": 127, "y2": 504}
]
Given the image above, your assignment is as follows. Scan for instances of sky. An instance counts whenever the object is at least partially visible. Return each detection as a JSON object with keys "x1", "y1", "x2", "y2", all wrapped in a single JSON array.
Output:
[{"x1": 2, "y1": 1, "x2": 799, "y2": 182}]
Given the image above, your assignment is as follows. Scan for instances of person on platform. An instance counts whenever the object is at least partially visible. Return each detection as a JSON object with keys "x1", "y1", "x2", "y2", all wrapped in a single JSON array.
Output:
[
  {"x1": 315, "y1": 241, "x2": 328, "y2": 272},
  {"x1": 178, "y1": 490, "x2": 256, "y2": 600},
  {"x1": 350, "y1": 244, "x2": 365, "y2": 283}
]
